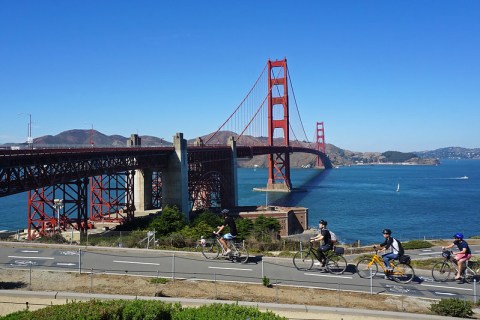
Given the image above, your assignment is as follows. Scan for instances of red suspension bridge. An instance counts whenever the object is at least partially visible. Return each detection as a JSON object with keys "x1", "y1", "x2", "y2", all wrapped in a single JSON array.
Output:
[{"x1": 0, "y1": 58, "x2": 331, "y2": 240}]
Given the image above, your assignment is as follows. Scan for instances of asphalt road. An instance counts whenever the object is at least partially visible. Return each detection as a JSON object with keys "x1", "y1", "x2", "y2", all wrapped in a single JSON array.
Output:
[{"x1": 1, "y1": 242, "x2": 479, "y2": 302}]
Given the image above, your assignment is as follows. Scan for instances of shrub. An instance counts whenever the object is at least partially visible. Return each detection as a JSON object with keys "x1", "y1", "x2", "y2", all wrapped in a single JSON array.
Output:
[
  {"x1": 429, "y1": 298, "x2": 474, "y2": 318},
  {"x1": 149, "y1": 206, "x2": 186, "y2": 236},
  {"x1": 0, "y1": 300, "x2": 284, "y2": 320},
  {"x1": 173, "y1": 303, "x2": 286, "y2": 320},
  {"x1": 402, "y1": 240, "x2": 433, "y2": 250},
  {"x1": 262, "y1": 276, "x2": 271, "y2": 287}
]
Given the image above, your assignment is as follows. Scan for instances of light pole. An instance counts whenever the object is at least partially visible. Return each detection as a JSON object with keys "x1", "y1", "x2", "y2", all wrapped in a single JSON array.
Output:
[
  {"x1": 53, "y1": 199, "x2": 64, "y2": 233},
  {"x1": 18, "y1": 113, "x2": 33, "y2": 149}
]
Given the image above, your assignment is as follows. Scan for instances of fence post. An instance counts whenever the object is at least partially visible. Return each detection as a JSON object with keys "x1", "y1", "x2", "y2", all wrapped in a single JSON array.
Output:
[
  {"x1": 172, "y1": 254, "x2": 175, "y2": 282},
  {"x1": 261, "y1": 259, "x2": 264, "y2": 279},
  {"x1": 90, "y1": 268, "x2": 93, "y2": 293},
  {"x1": 29, "y1": 263, "x2": 32, "y2": 291},
  {"x1": 474, "y1": 279, "x2": 477, "y2": 304},
  {"x1": 78, "y1": 249, "x2": 82, "y2": 274},
  {"x1": 370, "y1": 268, "x2": 373, "y2": 295}
]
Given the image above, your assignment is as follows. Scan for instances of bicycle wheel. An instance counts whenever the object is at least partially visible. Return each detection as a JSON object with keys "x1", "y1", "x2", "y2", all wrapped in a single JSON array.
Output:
[
  {"x1": 464, "y1": 267, "x2": 476, "y2": 284},
  {"x1": 233, "y1": 245, "x2": 249, "y2": 264},
  {"x1": 201, "y1": 241, "x2": 221, "y2": 260},
  {"x1": 357, "y1": 258, "x2": 378, "y2": 278},
  {"x1": 326, "y1": 254, "x2": 347, "y2": 275},
  {"x1": 293, "y1": 250, "x2": 314, "y2": 271},
  {"x1": 432, "y1": 261, "x2": 451, "y2": 282},
  {"x1": 391, "y1": 263, "x2": 415, "y2": 284}
]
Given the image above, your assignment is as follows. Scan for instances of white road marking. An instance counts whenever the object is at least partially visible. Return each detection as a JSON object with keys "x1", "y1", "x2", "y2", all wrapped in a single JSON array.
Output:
[
  {"x1": 421, "y1": 249, "x2": 433, "y2": 252},
  {"x1": 421, "y1": 283, "x2": 472, "y2": 291},
  {"x1": 304, "y1": 273, "x2": 353, "y2": 279},
  {"x1": 8, "y1": 255, "x2": 54, "y2": 260},
  {"x1": 208, "y1": 266, "x2": 252, "y2": 271},
  {"x1": 57, "y1": 263, "x2": 76, "y2": 266},
  {"x1": 418, "y1": 252, "x2": 442, "y2": 256},
  {"x1": 21, "y1": 250, "x2": 39, "y2": 253},
  {"x1": 435, "y1": 292, "x2": 457, "y2": 296},
  {"x1": 113, "y1": 260, "x2": 160, "y2": 266}
]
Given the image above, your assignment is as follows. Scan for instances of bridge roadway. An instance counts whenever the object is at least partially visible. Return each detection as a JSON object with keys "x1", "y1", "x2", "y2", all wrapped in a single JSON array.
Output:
[
  {"x1": 0, "y1": 242, "x2": 478, "y2": 302},
  {"x1": 0, "y1": 145, "x2": 329, "y2": 197}
]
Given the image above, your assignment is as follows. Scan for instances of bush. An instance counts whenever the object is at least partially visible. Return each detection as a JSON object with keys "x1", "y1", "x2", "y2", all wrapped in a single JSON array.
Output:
[
  {"x1": 173, "y1": 303, "x2": 285, "y2": 320},
  {"x1": 149, "y1": 206, "x2": 186, "y2": 236},
  {"x1": 429, "y1": 298, "x2": 474, "y2": 318},
  {"x1": 402, "y1": 240, "x2": 433, "y2": 250},
  {"x1": 0, "y1": 300, "x2": 284, "y2": 320}
]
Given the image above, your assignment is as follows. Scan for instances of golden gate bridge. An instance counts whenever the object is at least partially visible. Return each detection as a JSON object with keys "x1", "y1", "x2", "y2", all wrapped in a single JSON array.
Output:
[{"x1": 0, "y1": 58, "x2": 330, "y2": 240}]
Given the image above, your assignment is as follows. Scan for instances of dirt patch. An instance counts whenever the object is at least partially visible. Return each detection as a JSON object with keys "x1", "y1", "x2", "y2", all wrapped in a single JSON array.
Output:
[{"x1": 0, "y1": 269, "x2": 440, "y2": 316}]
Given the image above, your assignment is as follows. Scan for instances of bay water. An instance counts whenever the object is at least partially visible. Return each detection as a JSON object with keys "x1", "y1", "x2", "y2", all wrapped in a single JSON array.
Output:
[{"x1": 1, "y1": 159, "x2": 478, "y2": 245}]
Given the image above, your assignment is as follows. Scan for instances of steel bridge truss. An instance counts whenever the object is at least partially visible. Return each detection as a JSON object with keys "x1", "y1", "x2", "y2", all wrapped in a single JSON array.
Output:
[
  {"x1": 28, "y1": 178, "x2": 89, "y2": 240},
  {"x1": 90, "y1": 171, "x2": 135, "y2": 223},
  {"x1": 152, "y1": 171, "x2": 162, "y2": 209},
  {"x1": 188, "y1": 148, "x2": 233, "y2": 212}
]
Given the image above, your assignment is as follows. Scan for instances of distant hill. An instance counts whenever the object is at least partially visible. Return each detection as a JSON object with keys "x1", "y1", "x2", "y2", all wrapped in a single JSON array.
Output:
[
  {"x1": 32, "y1": 129, "x2": 172, "y2": 148},
  {"x1": 2, "y1": 129, "x2": 451, "y2": 167},
  {"x1": 415, "y1": 147, "x2": 480, "y2": 160}
]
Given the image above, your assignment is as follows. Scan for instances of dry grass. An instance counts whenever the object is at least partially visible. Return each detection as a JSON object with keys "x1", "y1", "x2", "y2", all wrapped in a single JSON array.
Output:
[{"x1": 0, "y1": 269, "x2": 437, "y2": 315}]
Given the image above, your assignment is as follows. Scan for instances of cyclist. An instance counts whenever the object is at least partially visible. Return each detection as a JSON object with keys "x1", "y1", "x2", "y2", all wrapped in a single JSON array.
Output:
[
  {"x1": 215, "y1": 209, "x2": 238, "y2": 255},
  {"x1": 378, "y1": 229, "x2": 402, "y2": 272},
  {"x1": 442, "y1": 233, "x2": 472, "y2": 281},
  {"x1": 309, "y1": 219, "x2": 333, "y2": 266}
]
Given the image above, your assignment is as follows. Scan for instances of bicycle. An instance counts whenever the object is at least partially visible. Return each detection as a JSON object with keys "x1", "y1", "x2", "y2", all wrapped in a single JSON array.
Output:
[
  {"x1": 431, "y1": 250, "x2": 476, "y2": 283},
  {"x1": 356, "y1": 246, "x2": 415, "y2": 283},
  {"x1": 201, "y1": 232, "x2": 249, "y2": 264},
  {"x1": 292, "y1": 242, "x2": 347, "y2": 275}
]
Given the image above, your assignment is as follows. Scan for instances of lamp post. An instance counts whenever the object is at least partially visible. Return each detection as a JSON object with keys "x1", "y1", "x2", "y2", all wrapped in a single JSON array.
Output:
[
  {"x1": 53, "y1": 199, "x2": 64, "y2": 233},
  {"x1": 18, "y1": 113, "x2": 33, "y2": 149}
]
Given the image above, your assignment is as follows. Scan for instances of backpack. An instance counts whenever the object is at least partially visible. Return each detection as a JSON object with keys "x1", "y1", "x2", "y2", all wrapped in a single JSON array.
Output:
[
  {"x1": 326, "y1": 229, "x2": 337, "y2": 243},
  {"x1": 393, "y1": 238, "x2": 404, "y2": 256}
]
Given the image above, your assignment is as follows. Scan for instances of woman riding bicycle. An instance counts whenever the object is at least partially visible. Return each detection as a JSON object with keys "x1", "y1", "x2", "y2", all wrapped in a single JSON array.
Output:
[
  {"x1": 442, "y1": 233, "x2": 472, "y2": 281},
  {"x1": 214, "y1": 209, "x2": 238, "y2": 255}
]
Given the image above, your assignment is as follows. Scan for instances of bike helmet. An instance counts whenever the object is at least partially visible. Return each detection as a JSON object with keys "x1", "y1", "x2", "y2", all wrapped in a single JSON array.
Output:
[
  {"x1": 454, "y1": 233, "x2": 464, "y2": 240},
  {"x1": 382, "y1": 229, "x2": 392, "y2": 235},
  {"x1": 319, "y1": 219, "x2": 327, "y2": 226},
  {"x1": 221, "y1": 209, "x2": 229, "y2": 216}
]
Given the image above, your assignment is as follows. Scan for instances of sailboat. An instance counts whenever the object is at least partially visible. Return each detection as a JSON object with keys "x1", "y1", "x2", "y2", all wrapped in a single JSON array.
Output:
[{"x1": 396, "y1": 183, "x2": 400, "y2": 192}]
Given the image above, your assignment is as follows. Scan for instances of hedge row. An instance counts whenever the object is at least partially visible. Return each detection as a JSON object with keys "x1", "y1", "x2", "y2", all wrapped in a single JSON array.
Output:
[{"x1": 0, "y1": 300, "x2": 286, "y2": 320}]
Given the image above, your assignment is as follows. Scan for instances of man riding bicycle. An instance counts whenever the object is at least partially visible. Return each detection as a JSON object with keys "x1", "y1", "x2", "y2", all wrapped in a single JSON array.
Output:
[
  {"x1": 309, "y1": 219, "x2": 333, "y2": 267},
  {"x1": 378, "y1": 229, "x2": 402, "y2": 272},
  {"x1": 442, "y1": 233, "x2": 472, "y2": 281},
  {"x1": 214, "y1": 209, "x2": 238, "y2": 255}
]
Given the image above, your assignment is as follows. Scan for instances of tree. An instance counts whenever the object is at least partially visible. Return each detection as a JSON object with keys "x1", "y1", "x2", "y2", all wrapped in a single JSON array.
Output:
[{"x1": 148, "y1": 206, "x2": 186, "y2": 236}]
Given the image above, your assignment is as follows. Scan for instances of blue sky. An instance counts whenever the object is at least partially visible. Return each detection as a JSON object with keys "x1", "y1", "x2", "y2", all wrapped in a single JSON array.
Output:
[{"x1": 1, "y1": 1, "x2": 479, "y2": 152}]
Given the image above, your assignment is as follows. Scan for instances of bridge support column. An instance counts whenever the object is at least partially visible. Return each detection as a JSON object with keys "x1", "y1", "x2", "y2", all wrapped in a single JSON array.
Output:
[
  {"x1": 162, "y1": 133, "x2": 189, "y2": 221},
  {"x1": 134, "y1": 168, "x2": 153, "y2": 212},
  {"x1": 225, "y1": 136, "x2": 238, "y2": 207}
]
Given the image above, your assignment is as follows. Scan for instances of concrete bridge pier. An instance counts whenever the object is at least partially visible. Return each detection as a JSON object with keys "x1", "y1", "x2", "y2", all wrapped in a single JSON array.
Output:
[
  {"x1": 225, "y1": 136, "x2": 239, "y2": 208},
  {"x1": 133, "y1": 168, "x2": 152, "y2": 212},
  {"x1": 162, "y1": 133, "x2": 189, "y2": 221}
]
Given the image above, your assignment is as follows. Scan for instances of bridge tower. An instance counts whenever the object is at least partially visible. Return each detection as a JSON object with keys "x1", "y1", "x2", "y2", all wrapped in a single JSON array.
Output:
[
  {"x1": 267, "y1": 59, "x2": 292, "y2": 191},
  {"x1": 316, "y1": 121, "x2": 326, "y2": 167}
]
